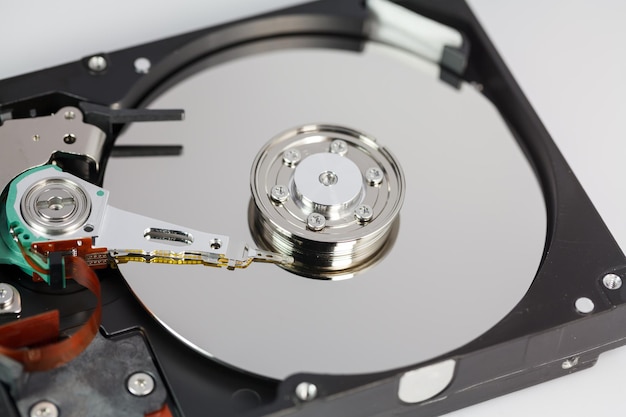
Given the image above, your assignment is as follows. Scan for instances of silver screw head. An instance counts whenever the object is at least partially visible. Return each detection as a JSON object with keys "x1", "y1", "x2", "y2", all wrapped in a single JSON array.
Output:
[
  {"x1": 329, "y1": 139, "x2": 348, "y2": 156},
  {"x1": 561, "y1": 357, "x2": 579, "y2": 370},
  {"x1": 0, "y1": 283, "x2": 14, "y2": 309},
  {"x1": 603, "y1": 273, "x2": 623, "y2": 290},
  {"x1": 365, "y1": 167, "x2": 384, "y2": 186},
  {"x1": 271, "y1": 185, "x2": 290, "y2": 204},
  {"x1": 295, "y1": 382, "x2": 318, "y2": 401},
  {"x1": 283, "y1": 149, "x2": 302, "y2": 167},
  {"x1": 306, "y1": 213, "x2": 326, "y2": 231},
  {"x1": 87, "y1": 55, "x2": 108, "y2": 72},
  {"x1": 30, "y1": 401, "x2": 59, "y2": 417},
  {"x1": 127, "y1": 372, "x2": 155, "y2": 397},
  {"x1": 354, "y1": 204, "x2": 374, "y2": 223},
  {"x1": 318, "y1": 171, "x2": 338, "y2": 187}
]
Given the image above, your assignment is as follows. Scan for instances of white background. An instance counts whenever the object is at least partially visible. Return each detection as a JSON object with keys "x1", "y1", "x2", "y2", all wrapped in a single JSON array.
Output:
[{"x1": 2, "y1": 1, "x2": 626, "y2": 416}]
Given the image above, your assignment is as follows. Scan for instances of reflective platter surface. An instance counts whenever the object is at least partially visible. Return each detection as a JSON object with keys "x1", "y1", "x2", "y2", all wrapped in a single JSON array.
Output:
[{"x1": 104, "y1": 39, "x2": 546, "y2": 379}]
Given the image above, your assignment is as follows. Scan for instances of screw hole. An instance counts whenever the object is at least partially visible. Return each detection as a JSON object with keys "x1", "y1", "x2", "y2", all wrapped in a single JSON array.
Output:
[
  {"x1": 210, "y1": 239, "x2": 222, "y2": 250},
  {"x1": 134, "y1": 57, "x2": 151, "y2": 74},
  {"x1": 83, "y1": 224, "x2": 94, "y2": 233},
  {"x1": 63, "y1": 134, "x2": 76, "y2": 144},
  {"x1": 575, "y1": 297, "x2": 594, "y2": 314},
  {"x1": 562, "y1": 357, "x2": 579, "y2": 369}
]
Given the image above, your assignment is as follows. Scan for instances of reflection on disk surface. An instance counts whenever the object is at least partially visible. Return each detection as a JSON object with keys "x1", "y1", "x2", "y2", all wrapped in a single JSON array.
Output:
[
  {"x1": 250, "y1": 124, "x2": 404, "y2": 279},
  {"x1": 104, "y1": 40, "x2": 546, "y2": 379}
]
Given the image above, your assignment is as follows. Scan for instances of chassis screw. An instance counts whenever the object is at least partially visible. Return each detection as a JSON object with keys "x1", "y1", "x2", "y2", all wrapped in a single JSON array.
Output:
[
  {"x1": 354, "y1": 204, "x2": 374, "y2": 223},
  {"x1": 127, "y1": 372, "x2": 155, "y2": 397},
  {"x1": 30, "y1": 401, "x2": 59, "y2": 417},
  {"x1": 307, "y1": 213, "x2": 326, "y2": 231},
  {"x1": 329, "y1": 139, "x2": 348, "y2": 156},
  {"x1": 87, "y1": 55, "x2": 108, "y2": 72},
  {"x1": 283, "y1": 149, "x2": 302, "y2": 167},
  {"x1": 0, "y1": 284, "x2": 14, "y2": 309},
  {"x1": 602, "y1": 273, "x2": 622, "y2": 290},
  {"x1": 295, "y1": 382, "x2": 318, "y2": 401},
  {"x1": 271, "y1": 185, "x2": 290, "y2": 204},
  {"x1": 365, "y1": 167, "x2": 384, "y2": 186}
]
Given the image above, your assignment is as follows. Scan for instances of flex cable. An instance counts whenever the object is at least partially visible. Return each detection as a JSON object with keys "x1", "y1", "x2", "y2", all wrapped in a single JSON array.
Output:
[
  {"x1": 110, "y1": 247, "x2": 293, "y2": 270},
  {"x1": 0, "y1": 257, "x2": 101, "y2": 371}
]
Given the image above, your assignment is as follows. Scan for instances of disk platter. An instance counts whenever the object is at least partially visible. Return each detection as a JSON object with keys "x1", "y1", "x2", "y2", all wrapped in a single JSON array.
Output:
[{"x1": 104, "y1": 39, "x2": 546, "y2": 380}]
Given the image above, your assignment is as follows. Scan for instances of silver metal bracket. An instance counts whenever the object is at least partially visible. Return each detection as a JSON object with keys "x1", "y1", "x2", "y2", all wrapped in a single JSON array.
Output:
[
  {"x1": 0, "y1": 106, "x2": 105, "y2": 192},
  {"x1": 0, "y1": 283, "x2": 22, "y2": 314}
]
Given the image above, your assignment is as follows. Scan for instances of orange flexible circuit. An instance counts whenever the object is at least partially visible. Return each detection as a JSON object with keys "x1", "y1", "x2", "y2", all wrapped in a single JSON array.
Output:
[
  {"x1": 16, "y1": 237, "x2": 49, "y2": 276},
  {"x1": 145, "y1": 404, "x2": 174, "y2": 417},
  {"x1": 0, "y1": 256, "x2": 101, "y2": 371},
  {"x1": 31, "y1": 237, "x2": 109, "y2": 275}
]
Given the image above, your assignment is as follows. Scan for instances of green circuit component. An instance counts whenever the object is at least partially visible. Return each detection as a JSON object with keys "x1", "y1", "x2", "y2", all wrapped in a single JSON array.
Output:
[{"x1": 0, "y1": 165, "x2": 62, "y2": 283}]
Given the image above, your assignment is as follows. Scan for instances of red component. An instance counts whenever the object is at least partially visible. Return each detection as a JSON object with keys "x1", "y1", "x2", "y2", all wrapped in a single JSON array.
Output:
[
  {"x1": 145, "y1": 404, "x2": 174, "y2": 417},
  {"x1": 0, "y1": 257, "x2": 102, "y2": 371},
  {"x1": 31, "y1": 238, "x2": 109, "y2": 279},
  {"x1": 0, "y1": 310, "x2": 59, "y2": 348}
]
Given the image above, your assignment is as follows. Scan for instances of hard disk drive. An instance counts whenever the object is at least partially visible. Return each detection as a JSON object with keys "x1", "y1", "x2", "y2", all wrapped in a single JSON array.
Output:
[{"x1": 1, "y1": 1, "x2": 625, "y2": 416}]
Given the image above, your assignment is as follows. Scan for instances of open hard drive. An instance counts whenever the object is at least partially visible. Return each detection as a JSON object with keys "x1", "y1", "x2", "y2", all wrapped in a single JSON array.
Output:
[{"x1": 1, "y1": 1, "x2": 626, "y2": 416}]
